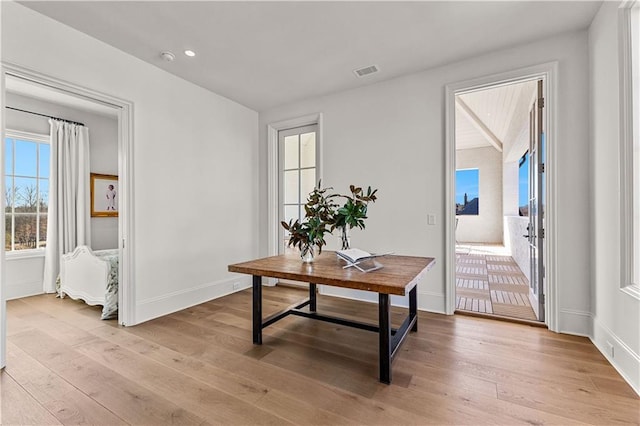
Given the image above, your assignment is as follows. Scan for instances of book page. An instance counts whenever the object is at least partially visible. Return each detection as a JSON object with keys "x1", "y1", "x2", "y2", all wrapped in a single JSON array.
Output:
[{"x1": 336, "y1": 248, "x2": 373, "y2": 263}]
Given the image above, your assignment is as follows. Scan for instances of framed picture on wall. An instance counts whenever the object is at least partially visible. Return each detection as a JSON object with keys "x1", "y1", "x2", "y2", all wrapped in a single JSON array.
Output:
[{"x1": 91, "y1": 173, "x2": 118, "y2": 217}]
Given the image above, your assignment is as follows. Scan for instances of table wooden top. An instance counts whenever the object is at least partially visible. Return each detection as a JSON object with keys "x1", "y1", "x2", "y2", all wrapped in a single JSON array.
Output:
[{"x1": 228, "y1": 251, "x2": 436, "y2": 296}]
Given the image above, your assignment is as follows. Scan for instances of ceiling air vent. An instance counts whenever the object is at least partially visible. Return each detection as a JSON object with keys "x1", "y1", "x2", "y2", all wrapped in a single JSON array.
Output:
[{"x1": 353, "y1": 65, "x2": 379, "y2": 78}]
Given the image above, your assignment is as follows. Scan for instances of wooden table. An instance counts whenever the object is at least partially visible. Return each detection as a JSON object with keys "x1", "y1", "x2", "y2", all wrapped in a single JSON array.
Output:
[{"x1": 228, "y1": 251, "x2": 435, "y2": 384}]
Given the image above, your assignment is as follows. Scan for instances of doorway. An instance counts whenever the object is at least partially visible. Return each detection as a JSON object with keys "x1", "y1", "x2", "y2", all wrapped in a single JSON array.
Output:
[
  {"x1": 0, "y1": 64, "x2": 134, "y2": 368},
  {"x1": 445, "y1": 64, "x2": 556, "y2": 327}
]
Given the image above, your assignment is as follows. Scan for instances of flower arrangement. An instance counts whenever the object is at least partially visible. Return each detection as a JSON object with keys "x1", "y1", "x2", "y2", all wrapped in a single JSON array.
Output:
[{"x1": 281, "y1": 182, "x2": 378, "y2": 261}]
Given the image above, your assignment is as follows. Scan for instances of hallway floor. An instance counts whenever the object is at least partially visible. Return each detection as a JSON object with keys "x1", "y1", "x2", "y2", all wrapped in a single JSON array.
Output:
[{"x1": 456, "y1": 245, "x2": 537, "y2": 321}]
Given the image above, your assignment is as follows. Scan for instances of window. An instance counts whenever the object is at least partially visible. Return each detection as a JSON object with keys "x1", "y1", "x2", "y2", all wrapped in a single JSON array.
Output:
[
  {"x1": 518, "y1": 152, "x2": 529, "y2": 216},
  {"x1": 620, "y1": 1, "x2": 640, "y2": 297},
  {"x1": 455, "y1": 168, "x2": 479, "y2": 216},
  {"x1": 279, "y1": 124, "x2": 318, "y2": 253},
  {"x1": 4, "y1": 131, "x2": 50, "y2": 252}
]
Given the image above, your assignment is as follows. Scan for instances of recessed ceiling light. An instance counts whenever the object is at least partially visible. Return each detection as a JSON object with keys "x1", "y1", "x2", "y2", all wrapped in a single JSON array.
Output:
[{"x1": 184, "y1": 50, "x2": 196, "y2": 57}]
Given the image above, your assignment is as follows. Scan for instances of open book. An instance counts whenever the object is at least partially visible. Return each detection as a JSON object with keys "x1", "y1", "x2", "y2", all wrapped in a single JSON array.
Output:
[{"x1": 336, "y1": 248, "x2": 388, "y2": 272}]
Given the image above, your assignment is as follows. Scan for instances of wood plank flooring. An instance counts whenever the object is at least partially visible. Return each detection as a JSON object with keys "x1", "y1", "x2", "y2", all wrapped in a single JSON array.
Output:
[
  {"x1": 2, "y1": 286, "x2": 638, "y2": 425},
  {"x1": 456, "y1": 252, "x2": 538, "y2": 320}
]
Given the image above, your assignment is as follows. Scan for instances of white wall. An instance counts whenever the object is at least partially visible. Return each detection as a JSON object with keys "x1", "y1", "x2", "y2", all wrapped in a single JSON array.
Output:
[
  {"x1": 259, "y1": 30, "x2": 591, "y2": 330},
  {"x1": 503, "y1": 161, "x2": 520, "y2": 217},
  {"x1": 4, "y1": 92, "x2": 119, "y2": 299},
  {"x1": 2, "y1": 2, "x2": 259, "y2": 324},
  {"x1": 589, "y1": 2, "x2": 640, "y2": 394},
  {"x1": 505, "y1": 216, "x2": 530, "y2": 284},
  {"x1": 456, "y1": 146, "x2": 503, "y2": 244}
]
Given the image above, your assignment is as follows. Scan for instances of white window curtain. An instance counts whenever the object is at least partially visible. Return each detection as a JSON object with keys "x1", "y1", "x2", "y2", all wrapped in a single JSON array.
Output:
[{"x1": 43, "y1": 120, "x2": 91, "y2": 293}]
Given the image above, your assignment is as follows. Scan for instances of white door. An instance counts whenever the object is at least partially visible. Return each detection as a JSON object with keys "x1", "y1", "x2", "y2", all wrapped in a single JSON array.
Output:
[
  {"x1": 278, "y1": 124, "x2": 319, "y2": 257},
  {"x1": 526, "y1": 79, "x2": 545, "y2": 321}
]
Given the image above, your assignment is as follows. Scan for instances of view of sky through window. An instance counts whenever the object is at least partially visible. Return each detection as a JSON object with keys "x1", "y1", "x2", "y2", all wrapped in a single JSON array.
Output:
[
  {"x1": 519, "y1": 153, "x2": 529, "y2": 209},
  {"x1": 455, "y1": 168, "x2": 479, "y2": 216}
]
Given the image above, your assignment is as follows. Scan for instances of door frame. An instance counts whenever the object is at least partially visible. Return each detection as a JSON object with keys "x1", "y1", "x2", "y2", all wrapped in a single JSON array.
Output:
[
  {"x1": 0, "y1": 62, "x2": 135, "y2": 368},
  {"x1": 527, "y1": 79, "x2": 546, "y2": 321},
  {"x1": 266, "y1": 113, "x2": 323, "y2": 284},
  {"x1": 444, "y1": 62, "x2": 558, "y2": 331}
]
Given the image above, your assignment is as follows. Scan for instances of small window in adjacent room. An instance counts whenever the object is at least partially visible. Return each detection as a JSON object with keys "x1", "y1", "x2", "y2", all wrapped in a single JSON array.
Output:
[
  {"x1": 455, "y1": 168, "x2": 479, "y2": 216},
  {"x1": 4, "y1": 131, "x2": 50, "y2": 252}
]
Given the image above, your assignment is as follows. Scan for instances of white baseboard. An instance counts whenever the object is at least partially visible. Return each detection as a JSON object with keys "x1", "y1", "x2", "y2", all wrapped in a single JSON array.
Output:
[
  {"x1": 135, "y1": 276, "x2": 252, "y2": 325},
  {"x1": 318, "y1": 286, "x2": 408, "y2": 307},
  {"x1": 5, "y1": 281, "x2": 43, "y2": 301},
  {"x1": 557, "y1": 308, "x2": 592, "y2": 336},
  {"x1": 418, "y1": 290, "x2": 446, "y2": 314},
  {"x1": 318, "y1": 286, "x2": 446, "y2": 314},
  {"x1": 592, "y1": 317, "x2": 640, "y2": 396},
  {"x1": 264, "y1": 277, "x2": 278, "y2": 286}
]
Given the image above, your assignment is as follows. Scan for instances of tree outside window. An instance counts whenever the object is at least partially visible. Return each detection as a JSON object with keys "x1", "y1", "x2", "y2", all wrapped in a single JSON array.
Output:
[{"x1": 5, "y1": 132, "x2": 50, "y2": 252}]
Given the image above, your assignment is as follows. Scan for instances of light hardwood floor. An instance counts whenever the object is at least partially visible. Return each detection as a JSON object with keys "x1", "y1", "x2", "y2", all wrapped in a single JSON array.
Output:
[{"x1": 2, "y1": 286, "x2": 639, "y2": 425}]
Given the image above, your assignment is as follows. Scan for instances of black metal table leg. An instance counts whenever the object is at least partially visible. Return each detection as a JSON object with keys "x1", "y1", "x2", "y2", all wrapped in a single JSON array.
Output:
[
  {"x1": 379, "y1": 293, "x2": 391, "y2": 384},
  {"x1": 309, "y1": 283, "x2": 317, "y2": 312},
  {"x1": 252, "y1": 275, "x2": 262, "y2": 344},
  {"x1": 409, "y1": 285, "x2": 418, "y2": 332}
]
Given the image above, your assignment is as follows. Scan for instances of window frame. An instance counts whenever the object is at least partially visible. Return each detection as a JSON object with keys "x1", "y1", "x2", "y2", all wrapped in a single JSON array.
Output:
[
  {"x1": 4, "y1": 129, "x2": 50, "y2": 257},
  {"x1": 267, "y1": 113, "x2": 323, "y2": 262},
  {"x1": 620, "y1": 0, "x2": 640, "y2": 299},
  {"x1": 278, "y1": 124, "x2": 319, "y2": 254}
]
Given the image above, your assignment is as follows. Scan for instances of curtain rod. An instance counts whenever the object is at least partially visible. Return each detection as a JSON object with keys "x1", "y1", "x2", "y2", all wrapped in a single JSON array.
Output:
[{"x1": 5, "y1": 106, "x2": 85, "y2": 127}]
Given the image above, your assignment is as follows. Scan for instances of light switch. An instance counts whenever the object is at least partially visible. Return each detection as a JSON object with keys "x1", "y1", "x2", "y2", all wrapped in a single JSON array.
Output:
[{"x1": 427, "y1": 214, "x2": 436, "y2": 225}]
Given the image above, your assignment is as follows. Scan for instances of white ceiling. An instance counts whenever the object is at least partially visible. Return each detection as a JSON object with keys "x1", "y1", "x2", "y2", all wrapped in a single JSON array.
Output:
[{"x1": 20, "y1": 1, "x2": 602, "y2": 112}]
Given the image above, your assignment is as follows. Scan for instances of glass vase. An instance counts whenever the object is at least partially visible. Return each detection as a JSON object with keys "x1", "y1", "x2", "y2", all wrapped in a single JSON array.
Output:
[
  {"x1": 340, "y1": 226, "x2": 351, "y2": 250},
  {"x1": 300, "y1": 244, "x2": 315, "y2": 263}
]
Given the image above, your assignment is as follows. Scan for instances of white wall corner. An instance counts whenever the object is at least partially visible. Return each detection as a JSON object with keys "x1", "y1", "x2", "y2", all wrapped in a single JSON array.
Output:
[
  {"x1": 592, "y1": 316, "x2": 640, "y2": 396},
  {"x1": 134, "y1": 275, "x2": 252, "y2": 325}
]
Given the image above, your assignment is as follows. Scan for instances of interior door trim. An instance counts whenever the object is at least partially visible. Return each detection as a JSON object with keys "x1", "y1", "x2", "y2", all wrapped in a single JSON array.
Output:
[
  {"x1": 1, "y1": 62, "x2": 135, "y2": 326},
  {"x1": 445, "y1": 62, "x2": 558, "y2": 331}
]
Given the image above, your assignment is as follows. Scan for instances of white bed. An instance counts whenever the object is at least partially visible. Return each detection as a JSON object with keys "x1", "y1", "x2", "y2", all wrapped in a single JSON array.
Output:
[{"x1": 58, "y1": 245, "x2": 119, "y2": 320}]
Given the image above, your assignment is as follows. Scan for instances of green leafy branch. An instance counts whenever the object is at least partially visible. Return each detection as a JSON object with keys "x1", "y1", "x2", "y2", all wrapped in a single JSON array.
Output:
[
  {"x1": 281, "y1": 181, "x2": 378, "y2": 254},
  {"x1": 331, "y1": 185, "x2": 378, "y2": 231}
]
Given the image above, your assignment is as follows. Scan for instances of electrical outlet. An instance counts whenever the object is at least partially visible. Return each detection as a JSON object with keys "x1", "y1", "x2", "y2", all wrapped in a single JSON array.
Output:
[
  {"x1": 233, "y1": 282, "x2": 241, "y2": 291},
  {"x1": 606, "y1": 341, "x2": 615, "y2": 358}
]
